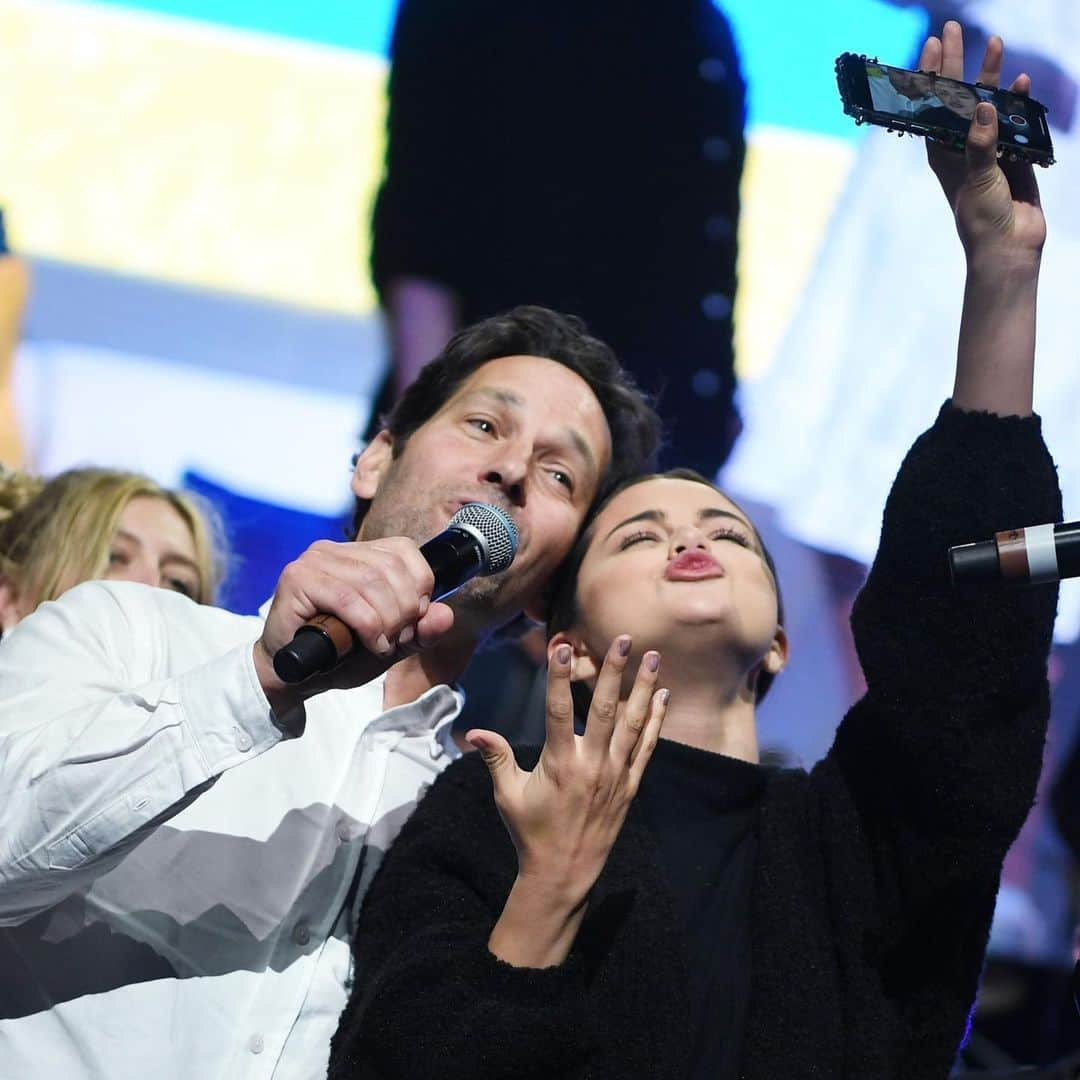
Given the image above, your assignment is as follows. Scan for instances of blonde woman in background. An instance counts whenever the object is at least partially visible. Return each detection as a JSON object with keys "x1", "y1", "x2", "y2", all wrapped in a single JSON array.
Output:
[{"x1": 0, "y1": 466, "x2": 225, "y2": 636}]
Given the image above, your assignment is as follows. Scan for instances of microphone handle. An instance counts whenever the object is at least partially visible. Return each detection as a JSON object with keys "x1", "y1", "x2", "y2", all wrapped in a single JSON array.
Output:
[{"x1": 271, "y1": 528, "x2": 484, "y2": 685}]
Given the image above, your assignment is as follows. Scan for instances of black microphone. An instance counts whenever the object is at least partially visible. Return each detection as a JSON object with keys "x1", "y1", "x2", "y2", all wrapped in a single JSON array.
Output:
[
  {"x1": 949, "y1": 520, "x2": 1080, "y2": 585},
  {"x1": 272, "y1": 502, "x2": 519, "y2": 684}
]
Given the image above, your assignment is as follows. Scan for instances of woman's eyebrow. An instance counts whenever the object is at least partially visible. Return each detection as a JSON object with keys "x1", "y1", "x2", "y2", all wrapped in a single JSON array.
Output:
[{"x1": 603, "y1": 509, "x2": 666, "y2": 542}]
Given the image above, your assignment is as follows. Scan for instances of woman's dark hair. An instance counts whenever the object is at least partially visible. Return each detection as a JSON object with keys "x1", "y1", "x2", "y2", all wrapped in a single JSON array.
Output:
[
  {"x1": 546, "y1": 468, "x2": 786, "y2": 714},
  {"x1": 351, "y1": 305, "x2": 662, "y2": 537}
]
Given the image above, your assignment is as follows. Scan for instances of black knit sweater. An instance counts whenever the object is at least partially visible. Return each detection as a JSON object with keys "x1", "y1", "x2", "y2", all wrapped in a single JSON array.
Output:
[{"x1": 329, "y1": 403, "x2": 1061, "y2": 1079}]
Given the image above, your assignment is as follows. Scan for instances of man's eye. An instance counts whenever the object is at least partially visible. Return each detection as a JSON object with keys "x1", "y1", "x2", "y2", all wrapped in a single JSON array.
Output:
[
  {"x1": 468, "y1": 418, "x2": 495, "y2": 434},
  {"x1": 618, "y1": 531, "x2": 659, "y2": 550},
  {"x1": 550, "y1": 469, "x2": 574, "y2": 491}
]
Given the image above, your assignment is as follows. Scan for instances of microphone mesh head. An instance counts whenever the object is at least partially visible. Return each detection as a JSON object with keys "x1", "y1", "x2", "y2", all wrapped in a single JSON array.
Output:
[{"x1": 450, "y1": 502, "x2": 519, "y2": 574}]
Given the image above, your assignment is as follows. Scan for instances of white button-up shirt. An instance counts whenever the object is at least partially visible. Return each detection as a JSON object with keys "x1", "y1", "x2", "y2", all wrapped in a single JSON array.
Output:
[{"x1": 0, "y1": 581, "x2": 462, "y2": 1079}]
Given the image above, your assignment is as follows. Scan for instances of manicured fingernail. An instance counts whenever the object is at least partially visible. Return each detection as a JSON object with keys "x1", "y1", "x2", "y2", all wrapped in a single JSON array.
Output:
[
  {"x1": 375, "y1": 633, "x2": 392, "y2": 655},
  {"x1": 645, "y1": 651, "x2": 660, "y2": 672},
  {"x1": 976, "y1": 103, "x2": 994, "y2": 125},
  {"x1": 398, "y1": 625, "x2": 415, "y2": 646},
  {"x1": 617, "y1": 636, "x2": 631, "y2": 657},
  {"x1": 659, "y1": 688, "x2": 670, "y2": 705},
  {"x1": 418, "y1": 594, "x2": 430, "y2": 617},
  {"x1": 556, "y1": 643, "x2": 572, "y2": 664}
]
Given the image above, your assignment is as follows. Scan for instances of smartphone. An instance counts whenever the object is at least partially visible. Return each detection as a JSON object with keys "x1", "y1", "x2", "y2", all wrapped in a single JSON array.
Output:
[{"x1": 836, "y1": 52, "x2": 1055, "y2": 166}]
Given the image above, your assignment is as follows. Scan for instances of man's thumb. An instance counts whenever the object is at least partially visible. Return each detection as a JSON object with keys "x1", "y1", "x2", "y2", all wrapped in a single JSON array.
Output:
[{"x1": 966, "y1": 101, "x2": 999, "y2": 178}]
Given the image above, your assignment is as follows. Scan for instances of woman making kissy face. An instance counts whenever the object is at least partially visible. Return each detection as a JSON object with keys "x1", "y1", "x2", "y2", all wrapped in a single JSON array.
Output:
[{"x1": 329, "y1": 22, "x2": 1060, "y2": 1080}]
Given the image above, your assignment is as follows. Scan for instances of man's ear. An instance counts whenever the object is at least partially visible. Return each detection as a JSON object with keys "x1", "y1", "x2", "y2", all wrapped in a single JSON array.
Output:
[
  {"x1": 350, "y1": 430, "x2": 395, "y2": 502},
  {"x1": 0, "y1": 574, "x2": 23, "y2": 634},
  {"x1": 547, "y1": 629, "x2": 601, "y2": 684}
]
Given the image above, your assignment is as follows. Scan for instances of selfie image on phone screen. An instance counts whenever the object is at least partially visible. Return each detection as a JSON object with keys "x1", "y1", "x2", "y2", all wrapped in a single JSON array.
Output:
[{"x1": 837, "y1": 53, "x2": 1054, "y2": 165}]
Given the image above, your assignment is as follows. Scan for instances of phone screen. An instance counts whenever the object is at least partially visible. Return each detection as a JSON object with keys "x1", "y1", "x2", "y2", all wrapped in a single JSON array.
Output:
[{"x1": 836, "y1": 54, "x2": 1054, "y2": 165}]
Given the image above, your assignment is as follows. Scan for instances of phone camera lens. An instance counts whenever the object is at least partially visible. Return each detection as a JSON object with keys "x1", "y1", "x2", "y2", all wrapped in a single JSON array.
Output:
[{"x1": 1009, "y1": 114, "x2": 1028, "y2": 127}]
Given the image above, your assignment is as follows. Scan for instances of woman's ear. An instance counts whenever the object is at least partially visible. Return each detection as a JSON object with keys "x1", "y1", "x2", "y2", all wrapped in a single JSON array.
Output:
[
  {"x1": 0, "y1": 574, "x2": 23, "y2": 634},
  {"x1": 762, "y1": 626, "x2": 789, "y2": 676},
  {"x1": 350, "y1": 430, "x2": 395, "y2": 502},
  {"x1": 547, "y1": 629, "x2": 600, "y2": 684}
]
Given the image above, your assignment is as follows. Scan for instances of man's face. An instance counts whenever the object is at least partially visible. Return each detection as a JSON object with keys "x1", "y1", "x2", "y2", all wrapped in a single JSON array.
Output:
[{"x1": 352, "y1": 355, "x2": 613, "y2": 630}]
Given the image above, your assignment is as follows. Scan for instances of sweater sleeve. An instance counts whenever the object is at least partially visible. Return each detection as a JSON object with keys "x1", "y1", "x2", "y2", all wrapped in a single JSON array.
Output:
[
  {"x1": 825, "y1": 401, "x2": 1060, "y2": 927},
  {"x1": 329, "y1": 750, "x2": 594, "y2": 1080}
]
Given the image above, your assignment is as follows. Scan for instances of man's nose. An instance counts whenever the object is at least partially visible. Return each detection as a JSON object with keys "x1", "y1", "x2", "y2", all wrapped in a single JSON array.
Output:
[{"x1": 480, "y1": 447, "x2": 528, "y2": 504}]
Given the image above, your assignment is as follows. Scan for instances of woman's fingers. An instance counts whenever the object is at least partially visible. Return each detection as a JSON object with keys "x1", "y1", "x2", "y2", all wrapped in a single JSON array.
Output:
[
  {"x1": 582, "y1": 635, "x2": 632, "y2": 757},
  {"x1": 466, "y1": 728, "x2": 521, "y2": 799},
  {"x1": 940, "y1": 20, "x2": 964, "y2": 81},
  {"x1": 544, "y1": 643, "x2": 577, "y2": 756},
  {"x1": 974, "y1": 34, "x2": 1004, "y2": 90},
  {"x1": 609, "y1": 650, "x2": 661, "y2": 768},
  {"x1": 628, "y1": 688, "x2": 670, "y2": 787},
  {"x1": 918, "y1": 35, "x2": 941, "y2": 76}
]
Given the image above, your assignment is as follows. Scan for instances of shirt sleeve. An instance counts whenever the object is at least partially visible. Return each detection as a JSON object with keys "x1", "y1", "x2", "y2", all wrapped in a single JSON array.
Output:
[
  {"x1": 329, "y1": 752, "x2": 594, "y2": 1080},
  {"x1": 0, "y1": 581, "x2": 292, "y2": 925},
  {"x1": 824, "y1": 400, "x2": 1060, "y2": 929}
]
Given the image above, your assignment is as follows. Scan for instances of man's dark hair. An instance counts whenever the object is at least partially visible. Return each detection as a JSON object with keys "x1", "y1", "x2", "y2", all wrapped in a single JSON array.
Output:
[
  {"x1": 545, "y1": 467, "x2": 785, "y2": 715},
  {"x1": 351, "y1": 305, "x2": 661, "y2": 537}
]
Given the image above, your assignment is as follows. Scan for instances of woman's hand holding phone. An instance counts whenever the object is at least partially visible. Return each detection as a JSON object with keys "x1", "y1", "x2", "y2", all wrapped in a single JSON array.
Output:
[
  {"x1": 919, "y1": 22, "x2": 1044, "y2": 418},
  {"x1": 469, "y1": 635, "x2": 668, "y2": 969},
  {"x1": 921, "y1": 22, "x2": 1045, "y2": 264}
]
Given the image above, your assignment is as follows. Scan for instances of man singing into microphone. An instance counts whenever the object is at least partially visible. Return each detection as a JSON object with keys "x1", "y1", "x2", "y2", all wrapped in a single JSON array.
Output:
[{"x1": 0, "y1": 305, "x2": 660, "y2": 1078}]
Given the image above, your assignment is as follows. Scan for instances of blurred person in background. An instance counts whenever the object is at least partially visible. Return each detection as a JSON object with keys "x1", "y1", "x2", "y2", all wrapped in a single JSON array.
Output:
[
  {"x1": 369, "y1": 0, "x2": 746, "y2": 477},
  {"x1": 0, "y1": 465, "x2": 225, "y2": 637}
]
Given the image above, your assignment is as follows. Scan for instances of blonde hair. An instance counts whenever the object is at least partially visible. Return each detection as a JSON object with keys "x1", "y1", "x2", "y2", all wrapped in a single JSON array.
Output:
[{"x1": 0, "y1": 466, "x2": 226, "y2": 610}]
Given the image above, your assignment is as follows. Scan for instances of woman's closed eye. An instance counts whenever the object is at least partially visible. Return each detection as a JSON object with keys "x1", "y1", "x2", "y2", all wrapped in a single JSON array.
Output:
[
  {"x1": 618, "y1": 530, "x2": 661, "y2": 550},
  {"x1": 711, "y1": 527, "x2": 753, "y2": 549}
]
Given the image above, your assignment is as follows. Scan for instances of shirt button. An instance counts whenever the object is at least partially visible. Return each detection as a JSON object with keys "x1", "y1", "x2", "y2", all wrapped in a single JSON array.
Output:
[
  {"x1": 248, "y1": 1034, "x2": 264, "y2": 1055},
  {"x1": 698, "y1": 57, "x2": 728, "y2": 83},
  {"x1": 701, "y1": 292, "x2": 733, "y2": 320},
  {"x1": 692, "y1": 369, "x2": 724, "y2": 398},
  {"x1": 703, "y1": 136, "x2": 732, "y2": 163},
  {"x1": 293, "y1": 920, "x2": 311, "y2": 946},
  {"x1": 705, "y1": 215, "x2": 734, "y2": 242},
  {"x1": 235, "y1": 728, "x2": 253, "y2": 753}
]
